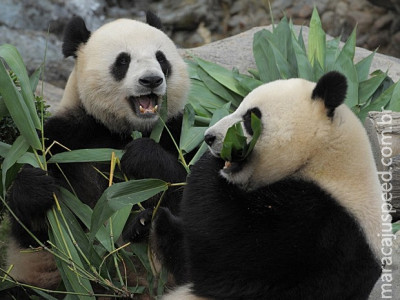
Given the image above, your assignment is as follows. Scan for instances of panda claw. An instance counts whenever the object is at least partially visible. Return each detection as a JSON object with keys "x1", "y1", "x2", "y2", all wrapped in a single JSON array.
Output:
[{"x1": 140, "y1": 217, "x2": 146, "y2": 226}]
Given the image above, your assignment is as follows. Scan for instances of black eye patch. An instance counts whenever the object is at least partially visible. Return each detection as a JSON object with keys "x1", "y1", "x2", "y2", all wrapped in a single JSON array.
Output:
[
  {"x1": 243, "y1": 107, "x2": 262, "y2": 135},
  {"x1": 156, "y1": 50, "x2": 171, "y2": 77},
  {"x1": 110, "y1": 52, "x2": 131, "y2": 81}
]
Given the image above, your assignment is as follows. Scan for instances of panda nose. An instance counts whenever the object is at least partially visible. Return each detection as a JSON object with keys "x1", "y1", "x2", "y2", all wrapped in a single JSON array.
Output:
[
  {"x1": 139, "y1": 76, "x2": 163, "y2": 89},
  {"x1": 204, "y1": 134, "x2": 216, "y2": 146}
]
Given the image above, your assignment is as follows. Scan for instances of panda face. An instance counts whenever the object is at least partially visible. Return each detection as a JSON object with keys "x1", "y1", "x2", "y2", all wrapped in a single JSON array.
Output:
[
  {"x1": 69, "y1": 18, "x2": 189, "y2": 133},
  {"x1": 205, "y1": 74, "x2": 346, "y2": 189}
]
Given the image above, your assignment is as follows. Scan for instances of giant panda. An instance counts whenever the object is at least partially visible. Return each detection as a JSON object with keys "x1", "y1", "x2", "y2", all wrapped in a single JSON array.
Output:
[
  {"x1": 3, "y1": 12, "x2": 190, "y2": 298},
  {"x1": 128, "y1": 71, "x2": 387, "y2": 299}
]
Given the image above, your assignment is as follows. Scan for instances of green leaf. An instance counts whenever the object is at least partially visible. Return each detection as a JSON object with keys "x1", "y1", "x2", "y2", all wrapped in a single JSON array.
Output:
[
  {"x1": 196, "y1": 57, "x2": 247, "y2": 96},
  {"x1": 336, "y1": 26, "x2": 357, "y2": 64},
  {"x1": 358, "y1": 71, "x2": 386, "y2": 105},
  {"x1": 48, "y1": 208, "x2": 95, "y2": 299},
  {"x1": 333, "y1": 56, "x2": 359, "y2": 108},
  {"x1": 232, "y1": 70, "x2": 263, "y2": 93},
  {"x1": 385, "y1": 81, "x2": 400, "y2": 111},
  {"x1": 393, "y1": 222, "x2": 400, "y2": 234},
  {"x1": 220, "y1": 124, "x2": 247, "y2": 162},
  {"x1": 244, "y1": 113, "x2": 262, "y2": 157},
  {"x1": 355, "y1": 51, "x2": 375, "y2": 82},
  {"x1": 1, "y1": 136, "x2": 29, "y2": 197},
  {"x1": 291, "y1": 31, "x2": 314, "y2": 80},
  {"x1": 188, "y1": 80, "x2": 226, "y2": 118},
  {"x1": 150, "y1": 95, "x2": 168, "y2": 143},
  {"x1": 48, "y1": 148, "x2": 124, "y2": 163},
  {"x1": 325, "y1": 37, "x2": 340, "y2": 71},
  {"x1": 197, "y1": 65, "x2": 241, "y2": 107},
  {"x1": 220, "y1": 113, "x2": 262, "y2": 162},
  {"x1": 0, "y1": 59, "x2": 42, "y2": 149},
  {"x1": 0, "y1": 44, "x2": 41, "y2": 129},
  {"x1": 308, "y1": 7, "x2": 326, "y2": 69},
  {"x1": 180, "y1": 105, "x2": 207, "y2": 154},
  {"x1": 358, "y1": 81, "x2": 398, "y2": 120},
  {"x1": 90, "y1": 179, "x2": 168, "y2": 240},
  {"x1": 59, "y1": 188, "x2": 113, "y2": 252},
  {"x1": 30, "y1": 64, "x2": 44, "y2": 93},
  {"x1": 253, "y1": 30, "x2": 281, "y2": 82}
]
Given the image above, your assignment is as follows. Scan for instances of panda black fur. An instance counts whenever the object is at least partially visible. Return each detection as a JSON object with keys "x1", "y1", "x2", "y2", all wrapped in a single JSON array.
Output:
[
  {"x1": 129, "y1": 72, "x2": 387, "y2": 299},
  {"x1": 3, "y1": 12, "x2": 190, "y2": 298}
]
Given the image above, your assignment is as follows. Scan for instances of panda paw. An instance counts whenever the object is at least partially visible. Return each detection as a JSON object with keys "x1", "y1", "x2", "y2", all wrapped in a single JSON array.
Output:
[
  {"x1": 120, "y1": 138, "x2": 167, "y2": 179},
  {"x1": 7, "y1": 166, "x2": 57, "y2": 222},
  {"x1": 123, "y1": 208, "x2": 154, "y2": 243}
]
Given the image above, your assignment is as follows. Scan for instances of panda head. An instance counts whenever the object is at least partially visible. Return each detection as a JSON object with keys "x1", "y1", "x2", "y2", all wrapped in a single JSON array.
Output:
[
  {"x1": 61, "y1": 12, "x2": 189, "y2": 133},
  {"x1": 205, "y1": 72, "x2": 349, "y2": 189}
]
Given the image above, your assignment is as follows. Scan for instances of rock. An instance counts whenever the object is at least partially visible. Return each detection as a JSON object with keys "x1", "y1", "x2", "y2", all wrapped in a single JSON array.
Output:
[
  {"x1": 0, "y1": 26, "x2": 73, "y2": 87},
  {"x1": 374, "y1": 13, "x2": 394, "y2": 31}
]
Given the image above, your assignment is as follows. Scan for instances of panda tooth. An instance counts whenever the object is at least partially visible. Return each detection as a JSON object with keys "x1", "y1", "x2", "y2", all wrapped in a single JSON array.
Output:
[
  {"x1": 139, "y1": 105, "x2": 145, "y2": 113},
  {"x1": 154, "y1": 105, "x2": 158, "y2": 112}
]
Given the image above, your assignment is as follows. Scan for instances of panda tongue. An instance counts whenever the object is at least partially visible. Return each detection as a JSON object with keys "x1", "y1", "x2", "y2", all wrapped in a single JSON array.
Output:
[{"x1": 139, "y1": 96, "x2": 152, "y2": 109}]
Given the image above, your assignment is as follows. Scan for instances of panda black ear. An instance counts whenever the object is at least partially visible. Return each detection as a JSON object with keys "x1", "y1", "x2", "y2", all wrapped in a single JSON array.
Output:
[
  {"x1": 62, "y1": 16, "x2": 91, "y2": 58},
  {"x1": 146, "y1": 11, "x2": 163, "y2": 30},
  {"x1": 312, "y1": 71, "x2": 348, "y2": 117}
]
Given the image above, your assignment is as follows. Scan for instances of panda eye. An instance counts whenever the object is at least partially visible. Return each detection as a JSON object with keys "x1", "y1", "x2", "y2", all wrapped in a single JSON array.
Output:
[
  {"x1": 116, "y1": 52, "x2": 131, "y2": 66},
  {"x1": 156, "y1": 51, "x2": 166, "y2": 63},
  {"x1": 243, "y1": 107, "x2": 262, "y2": 136}
]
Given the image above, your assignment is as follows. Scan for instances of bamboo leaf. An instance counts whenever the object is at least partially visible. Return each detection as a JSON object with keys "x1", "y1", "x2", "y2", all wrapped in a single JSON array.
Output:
[
  {"x1": 308, "y1": 8, "x2": 326, "y2": 69},
  {"x1": 291, "y1": 31, "x2": 314, "y2": 81},
  {"x1": 0, "y1": 59, "x2": 42, "y2": 149},
  {"x1": 355, "y1": 51, "x2": 375, "y2": 82},
  {"x1": 30, "y1": 64, "x2": 44, "y2": 93},
  {"x1": 358, "y1": 71, "x2": 387, "y2": 105},
  {"x1": 48, "y1": 148, "x2": 124, "y2": 163},
  {"x1": 1, "y1": 136, "x2": 29, "y2": 196},
  {"x1": 90, "y1": 179, "x2": 168, "y2": 240},
  {"x1": 336, "y1": 27, "x2": 357, "y2": 64},
  {"x1": 0, "y1": 44, "x2": 41, "y2": 128},
  {"x1": 385, "y1": 81, "x2": 400, "y2": 111},
  {"x1": 197, "y1": 65, "x2": 241, "y2": 107},
  {"x1": 59, "y1": 188, "x2": 113, "y2": 252},
  {"x1": 253, "y1": 30, "x2": 281, "y2": 82},
  {"x1": 150, "y1": 95, "x2": 168, "y2": 143},
  {"x1": 196, "y1": 57, "x2": 247, "y2": 96},
  {"x1": 48, "y1": 208, "x2": 95, "y2": 299},
  {"x1": 358, "y1": 81, "x2": 397, "y2": 120},
  {"x1": 180, "y1": 104, "x2": 207, "y2": 154},
  {"x1": 325, "y1": 37, "x2": 341, "y2": 71}
]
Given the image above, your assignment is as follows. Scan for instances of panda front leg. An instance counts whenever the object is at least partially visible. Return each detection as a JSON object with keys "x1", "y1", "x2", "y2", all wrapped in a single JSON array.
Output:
[
  {"x1": 4, "y1": 166, "x2": 61, "y2": 292},
  {"x1": 124, "y1": 207, "x2": 188, "y2": 284},
  {"x1": 121, "y1": 137, "x2": 188, "y2": 211},
  {"x1": 7, "y1": 166, "x2": 57, "y2": 248},
  {"x1": 121, "y1": 137, "x2": 187, "y2": 183}
]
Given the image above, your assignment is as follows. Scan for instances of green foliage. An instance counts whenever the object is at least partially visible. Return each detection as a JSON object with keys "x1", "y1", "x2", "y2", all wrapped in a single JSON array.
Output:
[
  {"x1": 220, "y1": 113, "x2": 262, "y2": 162},
  {"x1": 1, "y1": 8, "x2": 399, "y2": 299}
]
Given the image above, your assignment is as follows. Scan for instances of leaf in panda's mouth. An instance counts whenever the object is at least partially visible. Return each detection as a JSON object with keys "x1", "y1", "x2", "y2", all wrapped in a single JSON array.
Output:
[
  {"x1": 220, "y1": 113, "x2": 261, "y2": 172},
  {"x1": 128, "y1": 93, "x2": 160, "y2": 117}
]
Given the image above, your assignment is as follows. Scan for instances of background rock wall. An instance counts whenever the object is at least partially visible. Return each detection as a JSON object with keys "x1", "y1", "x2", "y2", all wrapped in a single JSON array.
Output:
[{"x1": 1, "y1": 0, "x2": 400, "y2": 88}]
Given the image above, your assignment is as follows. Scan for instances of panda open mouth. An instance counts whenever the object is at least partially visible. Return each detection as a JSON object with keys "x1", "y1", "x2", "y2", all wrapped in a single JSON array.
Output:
[{"x1": 128, "y1": 93, "x2": 160, "y2": 117}]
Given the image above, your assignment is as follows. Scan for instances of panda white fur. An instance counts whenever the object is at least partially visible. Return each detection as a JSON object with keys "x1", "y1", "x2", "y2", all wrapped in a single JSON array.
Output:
[
  {"x1": 3, "y1": 12, "x2": 190, "y2": 299},
  {"x1": 128, "y1": 71, "x2": 387, "y2": 299}
]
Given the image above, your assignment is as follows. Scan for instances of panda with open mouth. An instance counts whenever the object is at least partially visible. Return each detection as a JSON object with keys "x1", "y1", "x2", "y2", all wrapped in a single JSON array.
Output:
[{"x1": 3, "y1": 12, "x2": 192, "y2": 299}]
